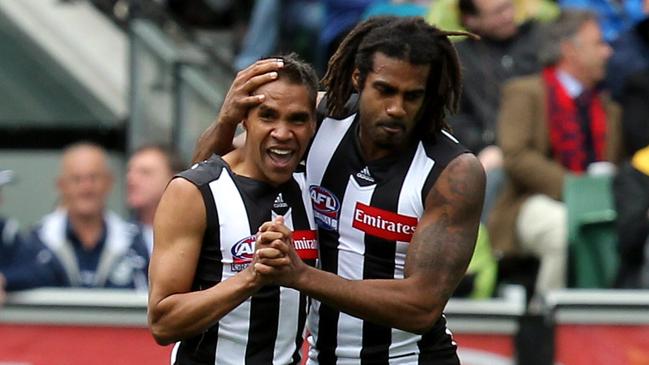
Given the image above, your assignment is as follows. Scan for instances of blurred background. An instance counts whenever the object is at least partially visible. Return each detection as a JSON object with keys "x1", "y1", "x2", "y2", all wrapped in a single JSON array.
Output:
[{"x1": 1, "y1": 1, "x2": 648, "y2": 364}]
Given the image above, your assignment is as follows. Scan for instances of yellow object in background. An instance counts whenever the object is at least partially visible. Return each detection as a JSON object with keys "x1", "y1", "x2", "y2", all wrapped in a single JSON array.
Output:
[{"x1": 425, "y1": 0, "x2": 559, "y2": 33}]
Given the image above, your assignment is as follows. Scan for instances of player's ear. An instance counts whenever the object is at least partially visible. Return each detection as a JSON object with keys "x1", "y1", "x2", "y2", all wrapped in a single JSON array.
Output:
[{"x1": 352, "y1": 68, "x2": 360, "y2": 91}]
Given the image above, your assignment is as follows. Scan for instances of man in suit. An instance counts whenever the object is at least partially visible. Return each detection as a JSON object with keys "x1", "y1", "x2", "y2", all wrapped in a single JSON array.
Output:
[{"x1": 489, "y1": 9, "x2": 623, "y2": 298}]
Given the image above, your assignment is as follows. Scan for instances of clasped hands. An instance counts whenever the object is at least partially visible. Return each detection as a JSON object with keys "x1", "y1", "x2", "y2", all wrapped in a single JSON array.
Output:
[{"x1": 251, "y1": 216, "x2": 305, "y2": 287}]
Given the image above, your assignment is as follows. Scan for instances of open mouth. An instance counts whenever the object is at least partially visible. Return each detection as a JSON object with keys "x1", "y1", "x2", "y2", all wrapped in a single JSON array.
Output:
[{"x1": 267, "y1": 148, "x2": 295, "y2": 168}]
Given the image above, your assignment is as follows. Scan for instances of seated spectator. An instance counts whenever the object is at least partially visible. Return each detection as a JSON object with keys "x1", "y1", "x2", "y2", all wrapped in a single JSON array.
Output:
[
  {"x1": 0, "y1": 170, "x2": 21, "y2": 271},
  {"x1": 126, "y1": 144, "x2": 183, "y2": 256},
  {"x1": 489, "y1": 10, "x2": 623, "y2": 298},
  {"x1": 451, "y1": 0, "x2": 544, "y2": 222},
  {"x1": 614, "y1": 145, "x2": 649, "y2": 288},
  {"x1": 605, "y1": 0, "x2": 649, "y2": 100},
  {"x1": 0, "y1": 142, "x2": 149, "y2": 293}
]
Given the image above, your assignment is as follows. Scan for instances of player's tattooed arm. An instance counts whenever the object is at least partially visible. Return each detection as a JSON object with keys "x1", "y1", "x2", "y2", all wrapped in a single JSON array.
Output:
[{"x1": 405, "y1": 152, "x2": 486, "y2": 306}]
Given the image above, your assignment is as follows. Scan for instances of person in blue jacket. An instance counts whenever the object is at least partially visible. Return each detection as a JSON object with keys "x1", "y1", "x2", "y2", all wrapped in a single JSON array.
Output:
[{"x1": 0, "y1": 143, "x2": 148, "y2": 294}]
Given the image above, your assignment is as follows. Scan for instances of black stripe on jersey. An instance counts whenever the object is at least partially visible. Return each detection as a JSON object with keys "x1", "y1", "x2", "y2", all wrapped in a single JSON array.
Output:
[
  {"x1": 174, "y1": 326, "x2": 221, "y2": 365},
  {"x1": 421, "y1": 132, "x2": 468, "y2": 205},
  {"x1": 194, "y1": 183, "x2": 224, "y2": 284},
  {"x1": 359, "y1": 150, "x2": 416, "y2": 364},
  {"x1": 246, "y1": 285, "x2": 281, "y2": 364},
  {"x1": 238, "y1": 176, "x2": 280, "y2": 365},
  {"x1": 175, "y1": 182, "x2": 222, "y2": 364},
  {"x1": 316, "y1": 126, "x2": 360, "y2": 364},
  {"x1": 417, "y1": 317, "x2": 459, "y2": 365}
]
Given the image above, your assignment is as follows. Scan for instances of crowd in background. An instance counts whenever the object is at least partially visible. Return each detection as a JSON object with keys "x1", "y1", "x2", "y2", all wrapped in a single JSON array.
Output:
[{"x1": 1, "y1": 0, "x2": 649, "y2": 306}]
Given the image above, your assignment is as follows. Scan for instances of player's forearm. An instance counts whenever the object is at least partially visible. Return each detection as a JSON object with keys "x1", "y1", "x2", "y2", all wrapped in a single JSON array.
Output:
[
  {"x1": 295, "y1": 267, "x2": 444, "y2": 334},
  {"x1": 191, "y1": 118, "x2": 238, "y2": 163},
  {"x1": 149, "y1": 270, "x2": 259, "y2": 345}
]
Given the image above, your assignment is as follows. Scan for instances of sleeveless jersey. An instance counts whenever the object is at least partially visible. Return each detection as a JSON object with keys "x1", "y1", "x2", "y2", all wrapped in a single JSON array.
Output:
[
  {"x1": 306, "y1": 113, "x2": 467, "y2": 364},
  {"x1": 173, "y1": 155, "x2": 318, "y2": 365}
]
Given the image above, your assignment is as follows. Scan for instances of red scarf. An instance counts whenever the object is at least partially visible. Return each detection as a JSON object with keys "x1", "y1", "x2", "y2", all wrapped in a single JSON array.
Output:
[{"x1": 542, "y1": 67, "x2": 607, "y2": 173}]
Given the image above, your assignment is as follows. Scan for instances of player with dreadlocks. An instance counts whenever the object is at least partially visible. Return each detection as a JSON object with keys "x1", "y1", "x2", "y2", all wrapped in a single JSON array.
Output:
[{"x1": 194, "y1": 16, "x2": 485, "y2": 365}]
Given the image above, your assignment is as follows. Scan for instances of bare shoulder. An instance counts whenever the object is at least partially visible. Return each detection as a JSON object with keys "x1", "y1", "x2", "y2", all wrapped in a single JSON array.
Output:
[
  {"x1": 163, "y1": 177, "x2": 202, "y2": 203},
  {"x1": 425, "y1": 152, "x2": 485, "y2": 211},
  {"x1": 156, "y1": 177, "x2": 205, "y2": 230}
]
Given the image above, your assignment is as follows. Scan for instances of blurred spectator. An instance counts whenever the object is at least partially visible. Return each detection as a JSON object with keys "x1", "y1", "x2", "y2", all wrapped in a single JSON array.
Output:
[
  {"x1": 316, "y1": 0, "x2": 375, "y2": 74},
  {"x1": 0, "y1": 142, "x2": 148, "y2": 293},
  {"x1": 489, "y1": 10, "x2": 622, "y2": 297},
  {"x1": 606, "y1": 0, "x2": 649, "y2": 101},
  {"x1": 426, "y1": 0, "x2": 558, "y2": 32},
  {"x1": 559, "y1": 0, "x2": 645, "y2": 43},
  {"x1": 234, "y1": 0, "x2": 323, "y2": 70},
  {"x1": 613, "y1": 145, "x2": 649, "y2": 288},
  {"x1": 0, "y1": 170, "x2": 21, "y2": 271},
  {"x1": 126, "y1": 143, "x2": 183, "y2": 255},
  {"x1": 451, "y1": 0, "x2": 545, "y2": 222}
]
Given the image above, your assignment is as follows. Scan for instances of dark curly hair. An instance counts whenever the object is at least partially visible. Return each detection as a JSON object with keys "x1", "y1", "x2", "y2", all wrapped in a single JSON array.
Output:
[
  {"x1": 270, "y1": 53, "x2": 320, "y2": 112},
  {"x1": 322, "y1": 16, "x2": 473, "y2": 135}
]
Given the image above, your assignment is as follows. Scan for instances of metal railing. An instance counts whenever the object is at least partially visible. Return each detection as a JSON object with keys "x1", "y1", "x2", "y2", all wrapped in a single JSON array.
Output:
[{"x1": 128, "y1": 18, "x2": 232, "y2": 163}]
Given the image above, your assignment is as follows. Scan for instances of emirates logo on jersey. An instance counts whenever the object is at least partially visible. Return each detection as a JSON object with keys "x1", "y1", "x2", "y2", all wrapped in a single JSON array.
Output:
[
  {"x1": 309, "y1": 185, "x2": 340, "y2": 231},
  {"x1": 292, "y1": 230, "x2": 318, "y2": 260},
  {"x1": 352, "y1": 202, "x2": 418, "y2": 242}
]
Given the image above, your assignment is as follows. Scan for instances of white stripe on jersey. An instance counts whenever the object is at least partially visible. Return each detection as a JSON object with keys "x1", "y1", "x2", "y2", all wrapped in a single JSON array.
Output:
[
  {"x1": 294, "y1": 172, "x2": 317, "y2": 234},
  {"x1": 441, "y1": 129, "x2": 460, "y2": 144},
  {"x1": 170, "y1": 342, "x2": 179, "y2": 365},
  {"x1": 389, "y1": 142, "x2": 436, "y2": 359},
  {"x1": 307, "y1": 115, "x2": 356, "y2": 185},
  {"x1": 393, "y1": 141, "x2": 435, "y2": 282},
  {"x1": 211, "y1": 171, "x2": 253, "y2": 365},
  {"x1": 306, "y1": 302, "x2": 321, "y2": 361},
  {"x1": 275, "y1": 285, "x2": 302, "y2": 364},
  {"x1": 271, "y1": 214, "x2": 301, "y2": 365},
  {"x1": 332, "y1": 177, "x2": 374, "y2": 361}
]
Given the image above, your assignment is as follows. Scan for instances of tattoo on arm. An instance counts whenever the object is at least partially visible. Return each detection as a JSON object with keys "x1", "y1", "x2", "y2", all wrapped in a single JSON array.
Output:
[{"x1": 406, "y1": 154, "x2": 485, "y2": 300}]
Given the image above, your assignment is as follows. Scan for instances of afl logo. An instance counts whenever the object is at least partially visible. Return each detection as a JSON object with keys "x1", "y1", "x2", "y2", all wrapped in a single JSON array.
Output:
[
  {"x1": 309, "y1": 185, "x2": 340, "y2": 231},
  {"x1": 231, "y1": 235, "x2": 256, "y2": 264}
]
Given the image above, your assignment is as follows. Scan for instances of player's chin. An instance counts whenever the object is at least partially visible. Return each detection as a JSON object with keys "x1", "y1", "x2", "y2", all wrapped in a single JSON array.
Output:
[{"x1": 265, "y1": 158, "x2": 299, "y2": 184}]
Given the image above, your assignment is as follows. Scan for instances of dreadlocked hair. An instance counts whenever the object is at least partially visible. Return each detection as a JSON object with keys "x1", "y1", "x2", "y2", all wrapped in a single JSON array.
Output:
[{"x1": 322, "y1": 16, "x2": 474, "y2": 135}]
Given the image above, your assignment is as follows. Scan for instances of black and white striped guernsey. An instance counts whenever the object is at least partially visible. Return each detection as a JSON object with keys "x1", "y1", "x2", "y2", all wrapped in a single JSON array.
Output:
[
  {"x1": 172, "y1": 155, "x2": 317, "y2": 365},
  {"x1": 305, "y1": 112, "x2": 467, "y2": 364}
]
